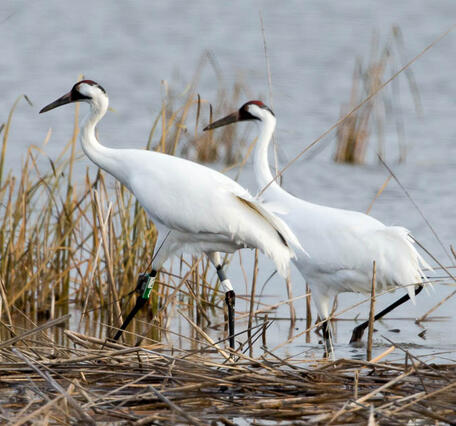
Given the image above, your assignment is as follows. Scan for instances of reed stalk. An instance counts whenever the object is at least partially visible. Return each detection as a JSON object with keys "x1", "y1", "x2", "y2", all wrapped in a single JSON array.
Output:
[
  {"x1": 335, "y1": 27, "x2": 421, "y2": 164},
  {"x1": 367, "y1": 261, "x2": 377, "y2": 361}
]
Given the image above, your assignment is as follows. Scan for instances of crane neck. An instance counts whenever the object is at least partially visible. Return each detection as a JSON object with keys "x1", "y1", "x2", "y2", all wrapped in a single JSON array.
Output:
[
  {"x1": 253, "y1": 115, "x2": 283, "y2": 197},
  {"x1": 79, "y1": 95, "x2": 127, "y2": 185}
]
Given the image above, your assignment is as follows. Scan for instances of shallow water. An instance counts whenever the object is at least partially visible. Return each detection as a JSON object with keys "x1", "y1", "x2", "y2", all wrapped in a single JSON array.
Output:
[{"x1": 1, "y1": 1, "x2": 455, "y2": 361}]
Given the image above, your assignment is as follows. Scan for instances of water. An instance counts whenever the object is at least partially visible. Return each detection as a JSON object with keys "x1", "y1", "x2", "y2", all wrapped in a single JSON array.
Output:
[{"x1": 1, "y1": 1, "x2": 455, "y2": 361}]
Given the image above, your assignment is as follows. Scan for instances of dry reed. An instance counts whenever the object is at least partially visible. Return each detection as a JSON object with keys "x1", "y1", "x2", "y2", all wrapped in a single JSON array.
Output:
[
  {"x1": 0, "y1": 60, "x2": 251, "y2": 350},
  {"x1": 334, "y1": 26, "x2": 421, "y2": 164},
  {"x1": 0, "y1": 324, "x2": 455, "y2": 424},
  {"x1": 0, "y1": 48, "x2": 455, "y2": 424}
]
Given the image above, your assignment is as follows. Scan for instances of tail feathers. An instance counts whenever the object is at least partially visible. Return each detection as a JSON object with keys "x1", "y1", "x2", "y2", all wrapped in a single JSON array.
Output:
[
  {"x1": 390, "y1": 228, "x2": 432, "y2": 304},
  {"x1": 237, "y1": 195, "x2": 307, "y2": 255},
  {"x1": 266, "y1": 245, "x2": 293, "y2": 278},
  {"x1": 406, "y1": 233, "x2": 433, "y2": 272},
  {"x1": 407, "y1": 261, "x2": 432, "y2": 304},
  {"x1": 262, "y1": 200, "x2": 290, "y2": 216},
  {"x1": 236, "y1": 195, "x2": 307, "y2": 277},
  {"x1": 407, "y1": 284, "x2": 417, "y2": 304}
]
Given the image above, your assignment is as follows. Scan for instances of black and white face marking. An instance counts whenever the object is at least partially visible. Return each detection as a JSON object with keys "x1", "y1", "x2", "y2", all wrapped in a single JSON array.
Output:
[
  {"x1": 40, "y1": 80, "x2": 107, "y2": 113},
  {"x1": 239, "y1": 100, "x2": 275, "y2": 121},
  {"x1": 203, "y1": 100, "x2": 275, "y2": 131},
  {"x1": 71, "y1": 80, "x2": 106, "y2": 101}
]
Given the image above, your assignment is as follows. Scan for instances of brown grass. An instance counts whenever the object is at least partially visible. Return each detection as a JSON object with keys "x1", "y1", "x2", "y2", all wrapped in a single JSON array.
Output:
[
  {"x1": 0, "y1": 63, "x2": 249, "y2": 348},
  {"x1": 0, "y1": 327, "x2": 455, "y2": 424},
  {"x1": 156, "y1": 52, "x2": 252, "y2": 166},
  {"x1": 334, "y1": 26, "x2": 421, "y2": 164},
  {"x1": 0, "y1": 50, "x2": 454, "y2": 424}
]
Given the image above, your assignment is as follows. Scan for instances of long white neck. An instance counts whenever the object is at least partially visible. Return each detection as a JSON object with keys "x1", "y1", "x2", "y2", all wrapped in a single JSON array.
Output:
[
  {"x1": 80, "y1": 96, "x2": 127, "y2": 185},
  {"x1": 253, "y1": 114, "x2": 284, "y2": 197}
]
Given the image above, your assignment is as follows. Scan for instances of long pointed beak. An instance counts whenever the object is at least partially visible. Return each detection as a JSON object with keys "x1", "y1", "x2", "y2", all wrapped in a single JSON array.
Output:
[
  {"x1": 39, "y1": 92, "x2": 73, "y2": 113},
  {"x1": 203, "y1": 111, "x2": 239, "y2": 131}
]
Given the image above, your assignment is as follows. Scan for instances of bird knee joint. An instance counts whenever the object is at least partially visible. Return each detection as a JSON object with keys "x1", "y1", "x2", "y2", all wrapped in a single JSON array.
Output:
[
  {"x1": 225, "y1": 290, "x2": 235, "y2": 307},
  {"x1": 135, "y1": 272, "x2": 156, "y2": 299}
]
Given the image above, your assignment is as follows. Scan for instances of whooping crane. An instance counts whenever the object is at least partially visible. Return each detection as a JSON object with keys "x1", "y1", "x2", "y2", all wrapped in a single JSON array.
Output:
[
  {"x1": 40, "y1": 83, "x2": 303, "y2": 349},
  {"x1": 204, "y1": 100, "x2": 430, "y2": 350}
]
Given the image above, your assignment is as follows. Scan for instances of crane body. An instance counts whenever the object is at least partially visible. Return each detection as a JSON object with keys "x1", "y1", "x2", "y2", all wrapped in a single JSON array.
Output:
[
  {"x1": 40, "y1": 82, "x2": 302, "y2": 348},
  {"x1": 205, "y1": 100, "x2": 430, "y2": 349}
]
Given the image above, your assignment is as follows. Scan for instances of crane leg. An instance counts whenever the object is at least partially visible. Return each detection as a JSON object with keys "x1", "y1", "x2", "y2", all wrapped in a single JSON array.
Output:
[
  {"x1": 216, "y1": 265, "x2": 236, "y2": 350},
  {"x1": 321, "y1": 319, "x2": 333, "y2": 358},
  {"x1": 112, "y1": 270, "x2": 157, "y2": 342},
  {"x1": 350, "y1": 284, "x2": 424, "y2": 344}
]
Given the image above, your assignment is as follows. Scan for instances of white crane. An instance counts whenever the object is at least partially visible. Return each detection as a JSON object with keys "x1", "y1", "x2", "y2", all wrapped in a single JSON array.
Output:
[
  {"x1": 39, "y1": 82, "x2": 303, "y2": 349},
  {"x1": 205, "y1": 100, "x2": 430, "y2": 349}
]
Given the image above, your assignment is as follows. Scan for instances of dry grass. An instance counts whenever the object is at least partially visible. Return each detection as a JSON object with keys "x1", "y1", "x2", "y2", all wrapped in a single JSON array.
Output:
[
  {"x1": 0, "y1": 53, "x2": 455, "y2": 424},
  {"x1": 335, "y1": 26, "x2": 421, "y2": 164},
  {"x1": 0, "y1": 325, "x2": 455, "y2": 424},
  {"x1": 156, "y1": 52, "x2": 252, "y2": 166},
  {"x1": 0, "y1": 63, "x2": 251, "y2": 349}
]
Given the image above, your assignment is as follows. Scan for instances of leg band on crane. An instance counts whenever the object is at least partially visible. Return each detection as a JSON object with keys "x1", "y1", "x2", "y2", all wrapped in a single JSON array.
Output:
[
  {"x1": 112, "y1": 270, "x2": 157, "y2": 342},
  {"x1": 216, "y1": 266, "x2": 233, "y2": 292}
]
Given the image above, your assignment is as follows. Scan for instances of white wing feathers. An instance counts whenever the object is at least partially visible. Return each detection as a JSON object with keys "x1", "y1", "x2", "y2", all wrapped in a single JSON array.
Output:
[
  {"x1": 402, "y1": 229, "x2": 433, "y2": 302},
  {"x1": 236, "y1": 194, "x2": 306, "y2": 255},
  {"x1": 377, "y1": 226, "x2": 432, "y2": 303},
  {"x1": 234, "y1": 194, "x2": 307, "y2": 278}
]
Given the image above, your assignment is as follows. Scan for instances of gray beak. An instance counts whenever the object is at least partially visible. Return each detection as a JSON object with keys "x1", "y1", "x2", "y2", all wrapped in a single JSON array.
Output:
[
  {"x1": 203, "y1": 111, "x2": 239, "y2": 131},
  {"x1": 39, "y1": 92, "x2": 73, "y2": 113}
]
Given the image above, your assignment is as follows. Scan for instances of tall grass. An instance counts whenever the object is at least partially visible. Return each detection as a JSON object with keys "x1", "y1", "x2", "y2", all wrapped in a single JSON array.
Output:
[
  {"x1": 0, "y1": 60, "x2": 250, "y2": 347},
  {"x1": 154, "y1": 52, "x2": 252, "y2": 166},
  {"x1": 334, "y1": 26, "x2": 421, "y2": 164}
]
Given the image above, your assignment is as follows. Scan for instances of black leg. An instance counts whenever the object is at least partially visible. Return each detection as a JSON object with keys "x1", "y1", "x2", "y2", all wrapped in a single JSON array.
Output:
[
  {"x1": 112, "y1": 270, "x2": 157, "y2": 342},
  {"x1": 350, "y1": 285, "x2": 424, "y2": 344},
  {"x1": 322, "y1": 319, "x2": 330, "y2": 341},
  {"x1": 217, "y1": 265, "x2": 235, "y2": 350},
  {"x1": 225, "y1": 290, "x2": 236, "y2": 350},
  {"x1": 321, "y1": 319, "x2": 332, "y2": 357}
]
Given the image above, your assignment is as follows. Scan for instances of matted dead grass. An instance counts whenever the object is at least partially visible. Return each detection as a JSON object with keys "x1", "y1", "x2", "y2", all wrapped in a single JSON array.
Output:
[{"x1": 1, "y1": 319, "x2": 455, "y2": 425}]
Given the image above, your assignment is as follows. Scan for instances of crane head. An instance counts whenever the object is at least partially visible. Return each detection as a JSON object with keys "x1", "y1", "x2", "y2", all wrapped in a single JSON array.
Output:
[
  {"x1": 203, "y1": 100, "x2": 275, "y2": 131},
  {"x1": 40, "y1": 80, "x2": 107, "y2": 113}
]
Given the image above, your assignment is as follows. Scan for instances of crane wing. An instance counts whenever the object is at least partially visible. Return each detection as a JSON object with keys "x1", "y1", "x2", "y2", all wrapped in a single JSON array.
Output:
[{"x1": 235, "y1": 193, "x2": 307, "y2": 257}]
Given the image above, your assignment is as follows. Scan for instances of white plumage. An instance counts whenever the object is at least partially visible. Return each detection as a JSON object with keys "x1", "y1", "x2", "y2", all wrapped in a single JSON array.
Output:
[
  {"x1": 40, "y1": 82, "x2": 303, "y2": 347},
  {"x1": 41, "y1": 81, "x2": 301, "y2": 275},
  {"x1": 275, "y1": 195, "x2": 429, "y2": 320},
  {"x1": 205, "y1": 100, "x2": 430, "y2": 342}
]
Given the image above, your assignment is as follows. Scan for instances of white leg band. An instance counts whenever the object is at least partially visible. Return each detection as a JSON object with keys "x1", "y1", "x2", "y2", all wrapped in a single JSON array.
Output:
[{"x1": 221, "y1": 279, "x2": 233, "y2": 292}]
